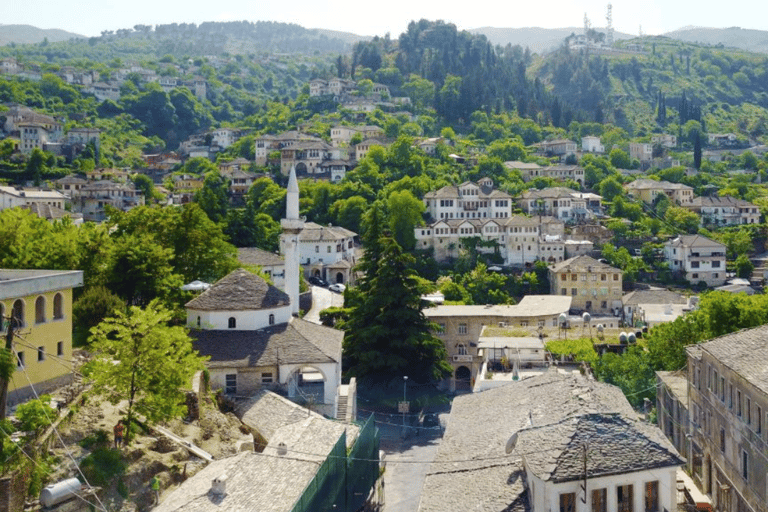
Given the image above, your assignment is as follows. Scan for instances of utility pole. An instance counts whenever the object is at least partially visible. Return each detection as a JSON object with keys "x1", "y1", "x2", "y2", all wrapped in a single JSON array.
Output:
[
  {"x1": 0, "y1": 313, "x2": 18, "y2": 420},
  {"x1": 401, "y1": 376, "x2": 408, "y2": 436}
]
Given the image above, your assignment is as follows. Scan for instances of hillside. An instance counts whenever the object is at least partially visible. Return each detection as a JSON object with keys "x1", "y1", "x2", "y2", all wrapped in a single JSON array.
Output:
[
  {"x1": 470, "y1": 26, "x2": 635, "y2": 54},
  {"x1": 664, "y1": 26, "x2": 768, "y2": 55},
  {"x1": 0, "y1": 24, "x2": 85, "y2": 45}
]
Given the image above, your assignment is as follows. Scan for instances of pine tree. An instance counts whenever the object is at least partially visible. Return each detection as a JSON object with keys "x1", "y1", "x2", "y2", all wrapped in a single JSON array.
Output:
[
  {"x1": 694, "y1": 131, "x2": 702, "y2": 170},
  {"x1": 343, "y1": 236, "x2": 451, "y2": 385}
]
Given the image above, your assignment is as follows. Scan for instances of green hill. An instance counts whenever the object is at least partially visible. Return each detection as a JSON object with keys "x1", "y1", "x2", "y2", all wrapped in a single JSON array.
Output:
[{"x1": 0, "y1": 24, "x2": 85, "y2": 45}]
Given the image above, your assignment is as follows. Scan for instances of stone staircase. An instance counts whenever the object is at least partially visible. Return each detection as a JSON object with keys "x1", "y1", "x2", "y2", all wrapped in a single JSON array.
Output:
[{"x1": 337, "y1": 392, "x2": 348, "y2": 421}]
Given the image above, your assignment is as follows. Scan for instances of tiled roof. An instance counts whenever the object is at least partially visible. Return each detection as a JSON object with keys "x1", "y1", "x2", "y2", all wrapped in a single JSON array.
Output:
[
  {"x1": 622, "y1": 290, "x2": 687, "y2": 306},
  {"x1": 549, "y1": 255, "x2": 620, "y2": 274},
  {"x1": 515, "y1": 413, "x2": 683, "y2": 482},
  {"x1": 694, "y1": 324, "x2": 768, "y2": 394},
  {"x1": 237, "y1": 248, "x2": 285, "y2": 267},
  {"x1": 300, "y1": 222, "x2": 357, "y2": 242},
  {"x1": 418, "y1": 371, "x2": 636, "y2": 512},
  {"x1": 423, "y1": 296, "x2": 571, "y2": 319},
  {"x1": 689, "y1": 195, "x2": 755, "y2": 208},
  {"x1": 664, "y1": 234, "x2": 724, "y2": 249},
  {"x1": 191, "y1": 317, "x2": 343, "y2": 368},
  {"x1": 185, "y1": 269, "x2": 289, "y2": 311},
  {"x1": 519, "y1": 187, "x2": 580, "y2": 199},
  {"x1": 657, "y1": 370, "x2": 688, "y2": 404}
]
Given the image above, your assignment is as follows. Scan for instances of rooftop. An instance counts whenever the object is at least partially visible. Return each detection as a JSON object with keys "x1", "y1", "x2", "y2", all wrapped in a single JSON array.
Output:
[
  {"x1": 549, "y1": 255, "x2": 620, "y2": 274},
  {"x1": 237, "y1": 248, "x2": 285, "y2": 267},
  {"x1": 185, "y1": 269, "x2": 289, "y2": 311},
  {"x1": 424, "y1": 295, "x2": 571, "y2": 319},
  {"x1": 0, "y1": 269, "x2": 84, "y2": 300}
]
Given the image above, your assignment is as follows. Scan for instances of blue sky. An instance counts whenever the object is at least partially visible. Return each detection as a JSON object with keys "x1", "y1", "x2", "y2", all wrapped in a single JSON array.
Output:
[{"x1": 3, "y1": 0, "x2": 767, "y2": 38}]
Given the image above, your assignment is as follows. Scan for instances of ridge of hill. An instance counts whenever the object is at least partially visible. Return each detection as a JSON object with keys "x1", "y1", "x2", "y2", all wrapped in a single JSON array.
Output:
[
  {"x1": 469, "y1": 26, "x2": 635, "y2": 54},
  {"x1": 0, "y1": 24, "x2": 85, "y2": 45},
  {"x1": 663, "y1": 26, "x2": 768, "y2": 54}
]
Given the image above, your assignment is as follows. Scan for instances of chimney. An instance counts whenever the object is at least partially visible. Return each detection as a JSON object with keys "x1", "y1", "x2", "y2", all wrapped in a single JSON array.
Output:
[{"x1": 212, "y1": 474, "x2": 228, "y2": 496}]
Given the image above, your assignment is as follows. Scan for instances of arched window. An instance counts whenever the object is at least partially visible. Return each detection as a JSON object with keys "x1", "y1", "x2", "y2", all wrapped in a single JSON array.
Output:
[
  {"x1": 53, "y1": 293, "x2": 64, "y2": 320},
  {"x1": 269, "y1": 314, "x2": 275, "y2": 325},
  {"x1": 456, "y1": 343, "x2": 468, "y2": 356},
  {"x1": 35, "y1": 296, "x2": 46, "y2": 324},
  {"x1": 12, "y1": 299, "x2": 25, "y2": 328},
  {"x1": 228, "y1": 317, "x2": 236, "y2": 329}
]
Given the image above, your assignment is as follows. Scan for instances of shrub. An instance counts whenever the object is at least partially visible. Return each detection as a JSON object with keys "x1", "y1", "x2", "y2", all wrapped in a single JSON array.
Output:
[
  {"x1": 16, "y1": 395, "x2": 55, "y2": 433},
  {"x1": 79, "y1": 447, "x2": 127, "y2": 486}
]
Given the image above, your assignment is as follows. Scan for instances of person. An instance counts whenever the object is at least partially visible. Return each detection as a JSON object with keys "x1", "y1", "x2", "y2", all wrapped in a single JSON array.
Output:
[
  {"x1": 113, "y1": 421, "x2": 125, "y2": 448},
  {"x1": 150, "y1": 475, "x2": 160, "y2": 504}
]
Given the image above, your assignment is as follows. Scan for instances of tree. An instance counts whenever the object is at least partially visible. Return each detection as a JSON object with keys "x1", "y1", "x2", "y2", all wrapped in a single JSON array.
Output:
[
  {"x1": 609, "y1": 148, "x2": 631, "y2": 169},
  {"x1": 693, "y1": 131, "x2": 702, "y2": 170},
  {"x1": 195, "y1": 171, "x2": 229, "y2": 223},
  {"x1": 85, "y1": 300, "x2": 206, "y2": 443},
  {"x1": 343, "y1": 236, "x2": 451, "y2": 384},
  {"x1": 665, "y1": 206, "x2": 700, "y2": 234},
  {"x1": 73, "y1": 286, "x2": 125, "y2": 345},
  {"x1": 132, "y1": 173, "x2": 156, "y2": 203},
  {"x1": 387, "y1": 190, "x2": 424, "y2": 251}
]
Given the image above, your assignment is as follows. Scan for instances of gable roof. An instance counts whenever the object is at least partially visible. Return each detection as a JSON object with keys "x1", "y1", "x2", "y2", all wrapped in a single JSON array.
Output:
[
  {"x1": 237, "y1": 248, "x2": 285, "y2": 267},
  {"x1": 549, "y1": 255, "x2": 620, "y2": 274},
  {"x1": 664, "y1": 234, "x2": 724, "y2": 249},
  {"x1": 300, "y1": 222, "x2": 357, "y2": 242},
  {"x1": 191, "y1": 317, "x2": 343, "y2": 369},
  {"x1": 516, "y1": 413, "x2": 683, "y2": 483},
  {"x1": 622, "y1": 290, "x2": 687, "y2": 306},
  {"x1": 185, "y1": 269, "x2": 289, "y2": 311}
]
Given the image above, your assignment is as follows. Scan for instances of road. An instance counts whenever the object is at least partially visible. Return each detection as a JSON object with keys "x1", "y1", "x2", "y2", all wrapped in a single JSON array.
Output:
[{"x1": 304, "y1": 285, "x2": 344, "y2": 324}]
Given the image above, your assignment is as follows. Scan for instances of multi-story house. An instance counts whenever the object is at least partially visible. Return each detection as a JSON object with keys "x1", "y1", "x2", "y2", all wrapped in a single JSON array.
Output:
[
  {"x1": 625, "y1": 179, "x2": 694, "y2": 206},
  {"x1": 664, "y1": 235, "x2": 726, "y2": 287},
  {"x1": 708, "y1": 133, "x2": 740, "y2": 147},
  {"x1": 83, "y1": 82, "x2": 121, "y2": 101},
  {"x1": 537, "y1": 139, "x2": 577, "y2": 157},
  {"x1": 629, "y1": 142, "x2": 653, "y2": 162},
  {"x1": 581, "y1": 135, "x2": 605, "y2": 153},
  {"x1": 424, "y1": 296, "x2": 572, "y2": 391},
  {"x1": 423, "y1": 179, "x2": 514, "y2": 221},
  {"x1": 355, "y1": 138, "x2": 387, "y2": 161},
  {"x1": 72, "y1": 180, "x2": 144, "y2": 222},
  {"x1": 686, "y1": 325, "x2": 768, "y2": 512},
  {"x1": 281, "y1": 222, "x2": 357, "y2": 285},
  {"x1": 65, "y1": 127, "x2": 101, "y2": 149},
  {"x1": 685, "y1": 196, "x2": 761, "y2": 226},
  {"x1": 549, "y1": 255, "x2": 623, "y2": 315},
  {"x1": 280, "y1": 140, "x2": 333, "y2": 176},
  {"x1": 329, "y1": 125, "x2": 384, "y2": 147},
  {"x1": 517, "y1": 187, "x2": 602, "y2": 223},
  {"x1": 0, "y1": 269, "x2": 83, "y2": 404},
  {"x1": 509, "y1": 163, "x2": 587, "y2": 186},
  {"x1": 652, "y1": 133, "x2": 677, "y2": 148},
  {"x1": 0, "y1": 186, "x2": 68, "y2": 211}
]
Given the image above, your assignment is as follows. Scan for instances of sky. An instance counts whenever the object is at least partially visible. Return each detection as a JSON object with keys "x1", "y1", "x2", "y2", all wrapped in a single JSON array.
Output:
[{"x1": 4, "y1": 0, "x2": 767, "y2": 39}]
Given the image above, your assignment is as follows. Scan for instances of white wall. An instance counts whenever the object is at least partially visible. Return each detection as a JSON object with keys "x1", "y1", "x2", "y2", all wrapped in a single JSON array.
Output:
[{"x1": 187, "y1": 304, "x2": 291, "y2": 331}]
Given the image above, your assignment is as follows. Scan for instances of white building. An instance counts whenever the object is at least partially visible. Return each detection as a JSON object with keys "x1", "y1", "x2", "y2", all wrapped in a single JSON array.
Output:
[
  {"x1": 0, "y1": 186, "x2": 68, "y2": 211},
  {"x1": 664, "y1": 234, "x2": 726, "y2": 287},
  {"x1": 517, "y1": 187, "x2": 603, "y2": 223},
  {"x1": 423, "y1": 178, "x2": 513, "y2": 221},
  {"x1": 287, "y1": 221, "x2": 357, "y2": 285},
  {"x1": 685, "y1": 196, "x2": 760, "y2": 226},
  {"x1": 629, "y1": 142, "x2": 653, "y2": 162},
  {"x1": 581, "y1": 135, "x2": 605, "y2": 153}
]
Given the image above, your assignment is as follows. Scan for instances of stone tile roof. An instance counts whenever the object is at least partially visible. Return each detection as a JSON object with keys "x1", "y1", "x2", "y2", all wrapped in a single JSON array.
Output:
[
  {"x1": 191, "y1": 317, "x2": 342, "y2": 369},
  {"x1": 657, "y1": 370, "x2": 689, "y2": 404},
  {"x1": 519, "y1": 187, "x2": 580, "y2": 199},
  {"x1": 515, "y1": 413, "x2": 683, "y2": 483},
  {"x1": 418, "y1": 371, "x2": 636, "y2": 512},
  {"x1": 237, "y1": 248, "x2": 285, "y2": 267},
  {"x1": 185, "y1": 269, "x2": 289, "y2": 311},
  {"x1": 622, "y1": 290, "x2": 687, "y2": 306},
  {"x1": 695, "y1": 324, "x2": 768, "y2": 394},
  {"x1": 300, "y1": 222, "x2": 357, "y2": 242},
  {"x1": 549, "y1": 255, "x2": 620, "y2": 274},
  {"x1": 664, "y1": 234, "x2": 724, "y2": 249},
  {"x1": 424, "y1": 296, "x2": 571, "y2": 319},
  {"x1": 21, "y1": 203, "x2": 82, "y2": 222},
  {"x1": 690, "y1": 195, "x2": 754, "y2": 208}
]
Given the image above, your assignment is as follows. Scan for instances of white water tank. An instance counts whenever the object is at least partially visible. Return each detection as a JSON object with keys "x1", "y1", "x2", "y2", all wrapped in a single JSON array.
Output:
[{"x1": 40, "y1": 478, "x2": 81, "y2": 508}]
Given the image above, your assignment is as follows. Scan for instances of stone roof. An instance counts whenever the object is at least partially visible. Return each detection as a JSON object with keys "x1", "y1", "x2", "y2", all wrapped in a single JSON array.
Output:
[
  {"x1": 424, "y1": 182, "x2": 513, "y2": 201},
  {"x1": 237, "y1": 248, "x2": 285, "y2": 267},
  {"x1": 418, "y1": 371, "x2": 636, "y2": 512},
  {"x1": 191, "y1": 317, "x2": 342, "y2": 369},
  {"x1": 622, "y1": 290, "x2": 687, "y2": 306},
  {"x1": 689, "y1": 195, "x2": 755, "y2": 208},
  {"x1": 300, "y1": 222, "x2": 356, "y2": 242},
  {"x1": 424, "y1": 296, "x2": 571, "y2": 319},
  {"x1": 549, "y1": 255, "x2": 620, "y2": 274},
  {"x1": 657, "y1": 370, "x2": 689, "y2": 404},
  {"x1": 515, "y1": 413, "x2": 683, "y2": 483},
  {"x1": 664, "y1": 234, "x2": 724, "y2": 249},
  {"x1": 625, "y1": 179, "x2": 692, "y2": 191},
  {"x1": 519, "y1": 187, "x2": 580, "y2": 200},
  {"x1": 20, "y1": 203, "x2": 82, "y2": 222},
  {"x1": 693, "y1": 324, "x2": 768, "y2": 395},
  {"x1": 185, "y1": 269, "x2": 289, "y2": 311}
]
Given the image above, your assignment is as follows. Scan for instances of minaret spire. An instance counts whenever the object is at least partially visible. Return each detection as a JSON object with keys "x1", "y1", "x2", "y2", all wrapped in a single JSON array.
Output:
[{"x1": 281, "y1": 166, "x2": 304, "y2": 315}]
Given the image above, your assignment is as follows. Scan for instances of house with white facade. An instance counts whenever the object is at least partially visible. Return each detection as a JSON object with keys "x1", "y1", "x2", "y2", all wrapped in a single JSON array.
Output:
[
  {"x1": 652, "y1": 133, "x2": 677, "y2": 148},
  {"x1": 581, "y1": 135, "x2": 605, "y2": 153},
  {"x1": 330, "y1": 125, "x2": 384, "y2": 147},
  {"x1": 684, "y1": 196, "x2": 760, "y2": 226},
  {"x1": 418, "y1": 370, "x2": 683, "y2": 512},
  {"x1": 537, "y1": 139, "x2": 577, "y2": 157},
  {"x1": 0, "y1": 186, "x2": 68, "y2": 211},
  {"x1": 664, "y1": 234, "x2": 726, "y2": 287},
  {"x1": 286, "y1": 222, "x2": 357, "y2": 285},
  {"x1": 71, "y1": 180, "x2": 144, "y2": 222},
  {"x1": 625, "y1": 179, "x2": 694, "y2": 206},
  {"x1": 629, "y1": 142, "x2": 653, "y2": 162},
  {"x1": 423, "y1": 179, "x2": 514, "y2": 221},
  {"x1": 237, "y1": 248, "x2": 285, "y2": 290},
  {"x1": 517, "y1": 187, "x2": 602, "y2": 223}
]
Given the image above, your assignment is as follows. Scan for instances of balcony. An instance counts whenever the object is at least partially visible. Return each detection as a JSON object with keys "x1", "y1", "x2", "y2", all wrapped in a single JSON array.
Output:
[{"x1": 453, "y1": 354, "x2": 474, "y2": 363}]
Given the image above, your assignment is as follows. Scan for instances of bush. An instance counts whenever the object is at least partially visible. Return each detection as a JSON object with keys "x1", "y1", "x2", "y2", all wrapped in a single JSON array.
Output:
[
  {"x1": 15, "y1": 395, "x2": 55, "y2": 433},
  {"x1": 79, "y1": 447, "x2": 127, "y2": 486}
]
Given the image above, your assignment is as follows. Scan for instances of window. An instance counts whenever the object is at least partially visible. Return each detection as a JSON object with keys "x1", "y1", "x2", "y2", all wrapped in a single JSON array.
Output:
[
  {"x1": 35, "y1": 296, "x2": 46, "y2": 324},
  {"x1": 458, "y1": 323, "x2": 468, "y2": 335},
  {"x1": 601, "y1": 301, "x2": 607, "y2": 309},
  {"x1": 592, "y1": 488, "x2": 607, "y2": 512},
  {"x1": 617, "y1": 484, "x2": 634, "y2": 512},
  {"x1": 645, "y1": 481, "x2": 659, "y2": 512},
  {"x1": 737, "y1": 390, "x2": 742, "y2": 416},
  {"x1": 742, "y1": 450, "x2": 748, "y2": 480},
  {"x1": 16, "y1": 351, "x2": 24, "y2": 370},
  {"x1": 57, "y1": 341, "x2": 64, "y2": 357},
  {"x1": 53, "y1": 293, "x2": 64, "y2": 320},
  {"x1": 712, "y1": 260, "x2": 721, "y2": 268},
  {"x1": 37, "y1": 346, "x2": 45, "y2": 362},
  {"x1": 747, "y1": 398, "x2": 751, "y2": 424},
  {"x1": 720, "y1": 428, "x2": 725, "y2": 452},
  {"x1": 561, "y1": 288, "x2": 567, "y2": 295},
  {"x1": 721, "y1": 377, "x2": 726, "y2": 401},
  {"x1": 572, "y1": 288, "x2": 578, "y2": 296},
  {"x1": 757, "y1": 406, "x2": 762, "y2": 434},
  {"x1": 691, "y1": 261, "x2": 700, "y2": 268},
  {"x1": 225, "y1": 374, "x2": 237, "y2": 395},
  {"x1": 327, "y1": 246, "x2": 331, "y2": 253},
  {"x1": 228, "y1": 317, "x2": 236, "y2": 329},
  {"x1": 729, "y1": 383, "x2": 733, "y2": 408},
  {"x1": 261, "y1": 372, "x2": 273, "y2": 384},
  {"x1": 269, "y1": 314, "x2": 275, "y2": 325},
  {"x1": 613, "y1": 274, "x2": 619, "y2": 281},
  {"x1": 315, "y1": 245, "x2": 319, "y2": 253},
  {"x1": 560, "y1": 492, "x2": 576, "y2": 512},
  {"x1": 457, "y1": 344, "x2": 468, "y2": 355}
]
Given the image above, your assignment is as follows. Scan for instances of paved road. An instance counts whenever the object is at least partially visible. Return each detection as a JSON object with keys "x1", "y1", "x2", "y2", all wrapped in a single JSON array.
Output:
[
  {"x1": 304, "y1": 285, "x2": 344, "y2": 324},
  {"x1": 374, "y1": 411, "x2": 449, "y2": 512}
]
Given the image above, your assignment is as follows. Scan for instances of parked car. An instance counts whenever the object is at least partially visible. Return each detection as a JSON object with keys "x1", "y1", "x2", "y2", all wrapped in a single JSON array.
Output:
[
  {"x1": 328, "y1": 283, "x2": 346, "y2": 293},
  {"x1": 308, "y1": 276, "x2": 328, "y2": 287}
]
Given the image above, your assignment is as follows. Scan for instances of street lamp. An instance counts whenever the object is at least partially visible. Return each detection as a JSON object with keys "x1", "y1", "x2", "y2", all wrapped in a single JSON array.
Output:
[{"x1": 402, "y1": 376, "x2": 408, "y2": 431}]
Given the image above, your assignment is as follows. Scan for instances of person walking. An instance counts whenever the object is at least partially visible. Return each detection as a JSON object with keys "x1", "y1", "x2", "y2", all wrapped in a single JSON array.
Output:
[
  {"x1": 113, "y1": 421, "x2": 125, "y2": 448},
  {"x1": 150, "y1": 475, "x2": 160, "y2": 504}
]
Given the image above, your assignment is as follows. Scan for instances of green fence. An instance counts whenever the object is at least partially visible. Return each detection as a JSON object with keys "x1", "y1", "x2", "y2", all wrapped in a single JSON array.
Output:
[{"x1": 290, "y1": 414, "x2": 380, "y2": 512}]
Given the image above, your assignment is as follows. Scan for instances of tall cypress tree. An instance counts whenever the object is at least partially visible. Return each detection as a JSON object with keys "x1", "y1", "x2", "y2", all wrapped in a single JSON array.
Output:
[{"x1": 694, "y1": 131, "x2": 702, "y2": 170}]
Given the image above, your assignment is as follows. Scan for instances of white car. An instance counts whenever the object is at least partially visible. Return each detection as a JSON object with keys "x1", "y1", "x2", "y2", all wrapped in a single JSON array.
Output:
[{"x1": 328, "y1": 283, "x2": 346, "y2": 293}]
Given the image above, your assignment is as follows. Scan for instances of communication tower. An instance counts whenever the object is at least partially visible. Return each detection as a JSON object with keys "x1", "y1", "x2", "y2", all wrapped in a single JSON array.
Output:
[
  {"x1": 606, "y1": 4, "x2": 614, "y2": 46},
  {"x1": 584, "y1": 13, "x2": 591, "y2": 34}
]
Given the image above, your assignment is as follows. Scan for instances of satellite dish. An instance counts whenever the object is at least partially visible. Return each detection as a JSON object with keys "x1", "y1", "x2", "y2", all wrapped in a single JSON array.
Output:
[{"x1": 505, "y1": 432, "x2": 519, "y2": 454}]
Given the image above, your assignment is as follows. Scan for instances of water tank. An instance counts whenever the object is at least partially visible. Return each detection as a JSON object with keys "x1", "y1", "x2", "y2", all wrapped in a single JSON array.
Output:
[
  {"x1": 582, "y1": 312, "x2": 591, "y2": 323},
  {"x1": 619, "y1": 332, "x2": 628, "y2": 344},
  {"x1": 596, "y1": 324, "x2": 604, "y2": 332},
  {"x1": 627, "y1": 332, "x2": 637, "y2": 344},
  {"x1": 40, "y1": 478, "x2": 81, "y2": 508}
]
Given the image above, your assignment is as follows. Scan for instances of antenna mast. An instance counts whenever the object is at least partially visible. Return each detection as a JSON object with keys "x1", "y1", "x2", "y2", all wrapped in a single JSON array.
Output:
[
  {"x1": 584, "y1": 13, "x2": 591, "y2": 34},
  {"x1": 606, "y1": 4, "x2": 614, "y2": 46}
]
